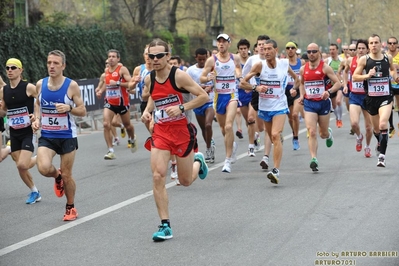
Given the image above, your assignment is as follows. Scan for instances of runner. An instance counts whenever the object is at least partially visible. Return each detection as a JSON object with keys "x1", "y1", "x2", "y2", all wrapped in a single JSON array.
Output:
[
  {"x1": 32, "y1": 50, "x2": 87, "y2": 220},
  {"x1": 343, "y1": 39, "x2": 373, "y2": 157},
  {"x1": 235, "y1": 38, "x2": 257, "y2": 156},
  {"x1": 0, "y1": 58, "x2": 40, "y2": 204},
  {"x1": 326, "y1": 44, "x2": 345, "y2": 128},
  {"x1": 352, "y1": 34, "x2": 399, "y2": 167},
  {"x1": 386, "y1": 36, "x2": 399, "y2": 138},
  {"x1": 284, "y1": 41, "x2": 303, "y2": 150},
  {"x1": 242, "y1": 35, "x2": 273, "y2": 169},
  {"x1": 186, "y1": 48, "x2": 215, "y2": 163},
  {"x1": 99, "y1": 50, "x2": 136, "y2": 159},
  {"x1": 141, "y1": 38, "x2": 209, "y2": 241},
  {"x1": 298, "y1": 43, "x2": 342, "y2": 172},
  {"x1": 200, "y1": 33, "x2": 242, "y2": 173},
  {"x1": 241, "y1": 39, "x2": 298, "y2": 183}
]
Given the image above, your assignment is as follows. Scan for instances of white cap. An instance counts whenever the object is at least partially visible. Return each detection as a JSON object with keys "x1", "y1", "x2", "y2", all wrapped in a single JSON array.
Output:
[{"x1": 217, "y1": 33, "x2": 231, "y2": 43}]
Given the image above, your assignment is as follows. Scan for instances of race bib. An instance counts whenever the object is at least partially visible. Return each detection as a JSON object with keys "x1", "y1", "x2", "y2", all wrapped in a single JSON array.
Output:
[
  {"x1": 368, "y1": 77, "x2": 389, "y2": 96},
  {"x1": 259, "y1": 80, "x2": 282, "y2": 99},
  {"x1": 7, "y1": 106, "x2": 31, "y2": 129},
  {"x1": 106, "y1": 86, "x2": 122, "y2": 99},
  {"x1": 351, "y1": 81, "x2": 365, "y2": 93},
  {"x1": 153, "y1": 95, "x2": 186, "y2": 124},
  {"x1": 215, "y1": 75, "x2": 235, "y2": 94},
  {"x1": 41, "y1": 108, "x2": 69, "y2": 131},
  {"x1": 304, "y1": 80, "x2": 325, "y2": 99}
]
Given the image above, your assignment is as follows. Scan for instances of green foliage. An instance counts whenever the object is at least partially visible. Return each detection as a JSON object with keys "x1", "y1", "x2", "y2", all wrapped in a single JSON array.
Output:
[{"x1": 0, "y1": 26, "x2": 126, "y2": 82}]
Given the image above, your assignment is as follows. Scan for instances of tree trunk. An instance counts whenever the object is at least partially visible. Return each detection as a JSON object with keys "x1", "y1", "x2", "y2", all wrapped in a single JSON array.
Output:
[{"x1": 168, "y1": 0, "x2": 178, "y2": 33}]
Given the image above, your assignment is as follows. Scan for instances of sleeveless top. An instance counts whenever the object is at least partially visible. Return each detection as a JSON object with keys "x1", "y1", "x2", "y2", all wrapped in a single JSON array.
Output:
[
  {"x1": 105, "y1": 65, "x2": 129, "y2": 106},
  {"x1": 258, "y1": 59, "x2": 289, "y2": 111},
  {"x1": 285, "y1": 58, "x2": 301, "y2": 90},
  {"x1": 213, "y1": 54, "x2": 237, "y2": 98},
  {"x1": 3, "y1": 80, "x2": 34, "y2": 134},
  {"x1": 391, "y1": 53, "x2": 399, "y2": 89},
  {"x1": 303, "y1": 61, "x2": 327, "y2": 101},
  {"x1": 363, "y1": 54, "x2": 392, "y2": 97},
  {"x1": 150, "y1": 66, "x2": 192, "y2": 126},
  {"x1": 186, "y1": 64, "x2": 213, "y2": 103},
  {"x1": 349, "y1": 56, "x2": 365, "y2": 94},
  {"x1": 39, "y1": 77, "x2": 77, "y2": 138},
  {"x1": 136, "y1": 64, "x2": 151, "y2": 101}
]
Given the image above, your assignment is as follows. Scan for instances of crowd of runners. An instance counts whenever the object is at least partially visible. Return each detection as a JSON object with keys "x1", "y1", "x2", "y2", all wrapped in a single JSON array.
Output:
[{"x1": 1, "y1": 32, "x2": 399, "y2": 242}]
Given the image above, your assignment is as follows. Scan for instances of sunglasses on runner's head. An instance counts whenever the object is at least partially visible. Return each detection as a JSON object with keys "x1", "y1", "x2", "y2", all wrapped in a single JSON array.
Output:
[
  {"x1": 286, "y1": 47, "x2": 296, "y2": 50},
  {"x1": 148, "y1": 52, "x2": 168, "y2": 59},
  {"x1": 6, "y1": 66, "x2": 18, "y2": 70},
  {"x1": 307, "y1": 50, "x2": 318, "y2": 54}
]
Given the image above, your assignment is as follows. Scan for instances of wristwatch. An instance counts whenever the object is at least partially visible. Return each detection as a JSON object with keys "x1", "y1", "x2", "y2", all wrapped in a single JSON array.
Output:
[
  {"x1": 252, "y1": 85, "x2": 257, "y2": 92},
  {"x1": 179, "y1": 104, "x2": 185, "y2": 113},
  {"x1": 116, "y1": 81, "x2": 121, "y2": 86}
]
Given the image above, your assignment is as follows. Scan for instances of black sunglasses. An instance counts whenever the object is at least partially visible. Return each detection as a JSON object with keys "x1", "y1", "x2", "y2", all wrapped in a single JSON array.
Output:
[
  {"x1": 349, "y1": 49, "x2": 356, "y2": 51},
  {"x1": 388, "y1": 42, "x2": 397, "y2": 45},
  {"x1": 6, "y1": 66, "x2": 18, "y2": 70},
  {"x1": 286, "y1": 47, "x2": 296, "y2": 50},
  {"x1": 148, "y1": 52, "x2": 168, "y2": 60},
  {"x1": 307, "y1": 50, "x2": 318, "y2": 54}
]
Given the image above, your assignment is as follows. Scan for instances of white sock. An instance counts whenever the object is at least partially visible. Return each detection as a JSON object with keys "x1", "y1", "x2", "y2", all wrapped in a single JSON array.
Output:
[
  {"x1": 109, "y1": 148, "x2": 114, "y2": 153},
  {"x1": 31, "y1": 186, "x2": 38, "y2": 193}
]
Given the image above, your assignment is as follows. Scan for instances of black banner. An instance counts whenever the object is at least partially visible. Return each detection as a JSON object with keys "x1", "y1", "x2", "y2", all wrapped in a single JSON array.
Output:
[{"x1": 77, "y1": 78, "x2": 141, "y2": 112}]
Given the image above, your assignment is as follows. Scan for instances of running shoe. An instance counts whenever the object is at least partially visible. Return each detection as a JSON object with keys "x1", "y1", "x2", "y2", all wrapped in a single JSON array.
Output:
[
  {"x1": 194, "y1": 152, "x2": 208, "y2": 179},
  {"x1": 26, "y1": 191, "x2": 41, "y2": 204},
  {"x1": 104, "y1": 151, "x2": 116, "y2": 160},
  {"x1": 152, "y1": 223, "x2": 173, "y2": 241},
  {"x1": 254, "y1": 132, "x2": 261, "y2": 151},
  {"x1": 375, "y1": 143, "x2": 380, "y2": 157},
  {"x1": 54, "y1": 168, "x2": 64, "y2": 197},
  {"x1": 364, "y1": 147, "x2": 371, "y2": 158},
  {"x1": 231, "y1": 142, "x2": 238, "y2": 164},
  {"x1": 205, "y1": 149, "x2": 211, "y2": 163},
  {"x1": 248, "y1": 147, "x2": 255, "y2": 157},
  {"x1": 129, "y1": 135, "x2": 138, "y2": 153},
  {"x1": 389, "y1": 127, "x2": 395, "y2": 138},
  {"x1": 267, "y1": 168, "x2": 280, "y2": 184},
  {"x1": 260, "y1": 156, "x2": 269, "y2": 170},
  {"x1": 326, "y1": 127, "x2": 333, "y2": 148},
  {"x1": 356, "y1": 134, "x2": 363, "y2": 152},
  {"x1": 349, "y1": 129, "x2": 355, "y2": 135},
  {"x1": 170, "y1": 162, "x2": 178, "y2": 180},
  {"x1": 377, "y1": 155, "x2": 385, "y2": 167},
  {"x1": 222, "y1": 159, "x2": 231, "y2": 173},
  {"x1": 292, "y1": 139, "x2": 300, "y2": 150},
  {"x1": 310, "y1": 157, "x2": 319, "y2": 172},
  {"x1": 63, "y1": 207, "x2": 78, "y2": 221},
  {"x1": 236, "y1": 130, "x2": 243, "y2": 139},
  {"x1": 336, "y1": 120, "x2": 343, "y2": 128},
  {"x1": 210, "y1": 144, "x2": 215, "y2": 163},
  {"x1": 112, "y1": 137, "x2": 120, "y2": 146},
  {"x1": 120, "y1": 127, "x2": 126, "y2": 138}
]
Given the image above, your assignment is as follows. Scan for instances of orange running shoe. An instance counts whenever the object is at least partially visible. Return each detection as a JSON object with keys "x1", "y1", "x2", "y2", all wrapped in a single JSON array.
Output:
[
  {"x1": 63, "y1": 207, "x2": 78, "y2": 221},
  {"x1": 54, "y1": 169, "x2": 64, "y2": 198},
  {"x1": 356, "y1": 135, "x2": 363, "y2": 152},
  {"x1": 336, "y1": 120, "x2": 343, "y2": 128}
]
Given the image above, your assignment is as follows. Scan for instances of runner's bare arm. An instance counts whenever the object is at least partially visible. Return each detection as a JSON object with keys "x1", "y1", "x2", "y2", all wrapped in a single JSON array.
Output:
[
  {"x1": 240, "y1": 61, "x2": 262, "y2": 90},
  {"x1": 199, "y1": 56, "x2": 215, "y2": 84}
]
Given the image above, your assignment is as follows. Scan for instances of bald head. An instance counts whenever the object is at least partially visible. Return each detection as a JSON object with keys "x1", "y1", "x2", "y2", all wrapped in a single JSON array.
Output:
[{"x1": 307, "y1": 43, "x2": 319, "y2": 50}]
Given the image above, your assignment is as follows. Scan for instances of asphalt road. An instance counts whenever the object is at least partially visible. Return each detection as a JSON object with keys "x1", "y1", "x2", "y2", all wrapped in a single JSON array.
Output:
[{"x1": 1, "y1": 113, "x2": 399, "y2": 266}]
